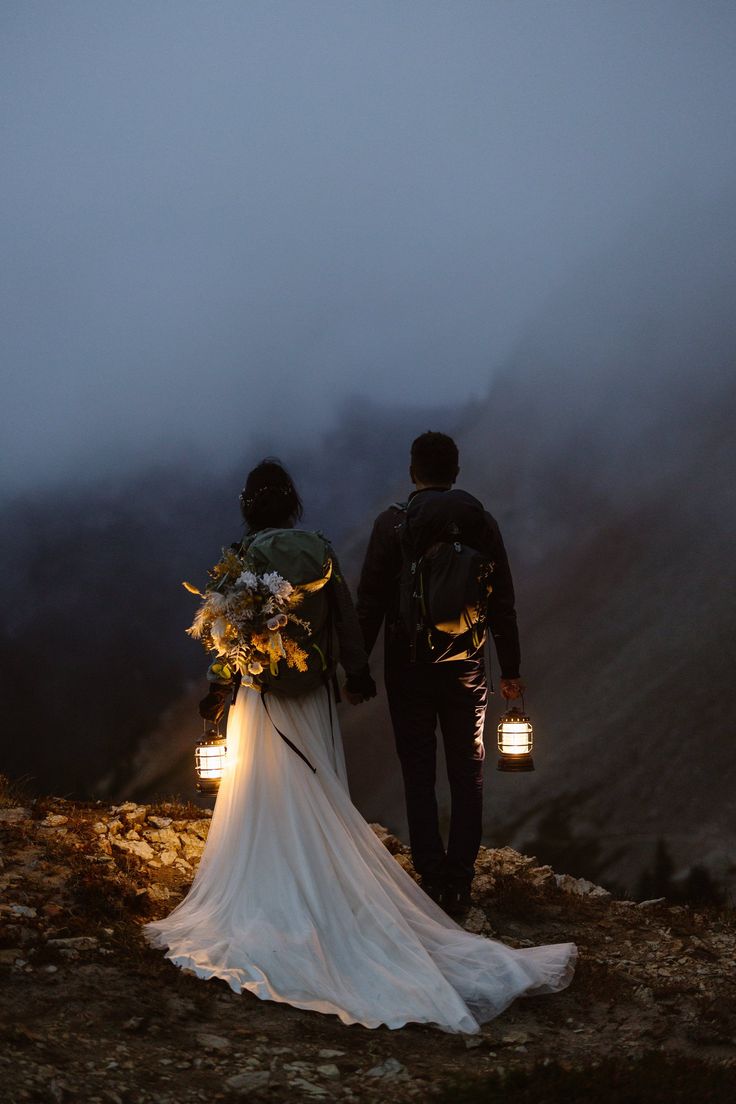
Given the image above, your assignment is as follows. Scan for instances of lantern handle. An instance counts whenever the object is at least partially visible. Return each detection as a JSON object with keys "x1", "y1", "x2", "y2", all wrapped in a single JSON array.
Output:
[{"x1": 503, "y1": 692, "x2": 525, "y2": 714}]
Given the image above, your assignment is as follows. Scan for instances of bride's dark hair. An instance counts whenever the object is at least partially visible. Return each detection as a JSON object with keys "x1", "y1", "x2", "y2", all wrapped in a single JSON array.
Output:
[{"x1": 240, "y1": 458, "x2": 303, "y2": 532}]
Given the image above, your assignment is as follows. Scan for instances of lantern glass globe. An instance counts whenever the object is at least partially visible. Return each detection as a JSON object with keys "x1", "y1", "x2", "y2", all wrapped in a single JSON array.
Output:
[
  {"x1": 195, "y1": 737, "x2": 227, "y2": 793},
  {"x1": 497, "y1": 705, "x2": 534, "y2": 772}
]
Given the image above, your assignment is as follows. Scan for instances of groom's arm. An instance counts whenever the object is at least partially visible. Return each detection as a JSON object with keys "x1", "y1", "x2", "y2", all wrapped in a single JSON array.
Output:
[
  {"x1": 483, "y1": 512, "x2": 521, "y2": 680},
  {"x1": 356, "y1": 509, "x2": 402, "y2": 657}
]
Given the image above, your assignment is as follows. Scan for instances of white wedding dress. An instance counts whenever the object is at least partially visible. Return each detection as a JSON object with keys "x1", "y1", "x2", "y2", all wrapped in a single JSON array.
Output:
[{"x1": 145, "y1": 685, "x2": 576, "y2": 1033}]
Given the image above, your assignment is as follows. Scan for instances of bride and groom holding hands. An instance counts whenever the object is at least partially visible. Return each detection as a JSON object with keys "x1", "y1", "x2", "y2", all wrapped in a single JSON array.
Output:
[{"x1": 145, "y1": 431, "x2": 575, "y2": 1034}]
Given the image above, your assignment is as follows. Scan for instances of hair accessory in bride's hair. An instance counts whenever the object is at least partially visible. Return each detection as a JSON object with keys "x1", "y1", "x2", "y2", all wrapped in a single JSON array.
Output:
[{"x1": 241, "y1": 485, "x2": 291, "y2": 508}]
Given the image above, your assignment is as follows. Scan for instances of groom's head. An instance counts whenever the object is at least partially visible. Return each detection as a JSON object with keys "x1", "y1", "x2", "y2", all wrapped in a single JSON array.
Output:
[{"x1": 410, "y1": 431, "x2": 459, "y2": 489}]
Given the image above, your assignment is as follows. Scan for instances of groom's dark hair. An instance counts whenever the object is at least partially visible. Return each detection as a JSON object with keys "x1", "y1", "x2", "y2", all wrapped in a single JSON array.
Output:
[{"x1": 410, "y1": 431, "x2": 459, "y2": 486}]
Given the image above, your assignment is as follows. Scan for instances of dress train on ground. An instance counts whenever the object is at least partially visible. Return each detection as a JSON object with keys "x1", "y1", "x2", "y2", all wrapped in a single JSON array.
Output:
[{"x1": 144, "y1": 685, "x2": 576, "y2": 1033}]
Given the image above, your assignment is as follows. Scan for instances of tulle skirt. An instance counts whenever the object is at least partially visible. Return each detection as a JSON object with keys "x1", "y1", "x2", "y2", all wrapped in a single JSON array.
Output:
[{"x1": 144, "y1": 685, "x2": 576, "y2": 1033}]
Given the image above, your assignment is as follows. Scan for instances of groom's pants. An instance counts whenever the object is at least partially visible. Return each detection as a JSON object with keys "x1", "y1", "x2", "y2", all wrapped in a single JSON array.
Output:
[{"x1": 385, "y1": 656, "x2": 487, "y2": 888}]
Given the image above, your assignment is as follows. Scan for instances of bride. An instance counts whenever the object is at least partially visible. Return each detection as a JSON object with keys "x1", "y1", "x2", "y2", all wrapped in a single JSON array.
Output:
[{"x1": 145, "y1": 460, "x2": 576, "y2": 1034}]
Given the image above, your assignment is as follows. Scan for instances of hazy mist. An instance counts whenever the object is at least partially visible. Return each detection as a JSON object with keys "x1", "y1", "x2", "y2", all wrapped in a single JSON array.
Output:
[{"x1": 3, "y1": 1, "x2": 735, "y2": 495}]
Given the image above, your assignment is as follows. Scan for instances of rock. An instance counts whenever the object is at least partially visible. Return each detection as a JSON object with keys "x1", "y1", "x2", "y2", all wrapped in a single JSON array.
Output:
[
  {"x1": 484, "y1": 846, "x2": 535, "y2": 876},
  {"x1": 159, "y1": 850, "x2": 178, "y2": 867},
  {"x1": 318, "y1": 1049, "x2": 345, "y2": 1059},
  {"x1": 144, "y1": 827, "x2": 181, "y2": 849},
  {"x1": 393, "y1": 854, "x2": 415, "y2": 873},
  {"x1": 196, "y1": 1032, "x2": 231, "y2": 1052},
  {"x1": 147, "y1": 885, "x2": 172, "y2": 901},
  {"x1": 225, "y1": 1070, "x2": 271, "y2": 1093},
  {"x1": 112, "y1": 838, "x2": 155, "y2": 862},
  {"x1": 9, "y1": 904, "x2": 37, "y2": 918},
  {"x1": 92, "y1": 822, "x2": 108, "y2": 835},
  {"x1": 181, "y1": 836, "x2": 206, "y2": 862},
  {"x1": 123, "y1": 807, "x2": 148, "y2": 825},
  {"x1": 464, "y1": 1036, "x2": 483, "y2": 1048},
  {"x1": 529, "y1": 864, "x2": 555, "y2": 886},
  {"x1": 554, "y1": 873, "x2": 611, "y2": 900},
  {"x1": 41, "y1": 814, "x2": 69, "y2": 827},
  {"x1": 47, "y1": 936, "x2": 99, "y2": 951},
  {"x1": 111, "y1": 802, "x2": 138, "y2": 814},
  {"x1": 637, "y1": 898, "x2": 667, "y2": 909},
  {"x1": 366, "y1": 1058, "x2": 408, "y2": 1080},
  {"x1": 369, "y1": 824, "x2": 404, "y2": 854},
  {"x1": 290, "y1": 1079, "x2": 328, "y2": 1097},
  {"x1": 148, "y1": 815, "x2": 173, "y2": 828},
  {"x1": 186, "y1": 820, "x2": 212, "y2": 841},
  {"x1": 316, "y1": 1064, "x2": 341, "y2": 1079}
]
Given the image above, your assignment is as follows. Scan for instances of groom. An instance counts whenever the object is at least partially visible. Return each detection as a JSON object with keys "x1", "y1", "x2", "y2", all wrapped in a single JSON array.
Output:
[{"x1": 356, "y1": 431, "x2": 523, "y2": 917}]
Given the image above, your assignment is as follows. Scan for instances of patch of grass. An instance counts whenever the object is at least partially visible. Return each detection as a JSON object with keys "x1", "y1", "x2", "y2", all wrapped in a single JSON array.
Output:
[
  {"x1": 435, "y1": 1052, "x2": 736, "y2": 1104},
  {"x1": 566, "y1": 955, "x2": 635, "y2": 1005},
  {"x1": 67, "y1": 865, "x2": 154, "y2": 924},
  {"x1": 0, "y1": 773, "x2": 34, "y2": 807},
  {"x1": 146, "y1": 796, "x2": 208, "y2": 819},
  {"x1": 486, "y1": 875, "x2": 550, "y2": 921}
]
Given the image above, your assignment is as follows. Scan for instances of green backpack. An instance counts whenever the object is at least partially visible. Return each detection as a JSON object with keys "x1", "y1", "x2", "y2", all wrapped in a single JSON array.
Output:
[{"x1": 243, "y1": 528, "x2": 333, "y2": 697}]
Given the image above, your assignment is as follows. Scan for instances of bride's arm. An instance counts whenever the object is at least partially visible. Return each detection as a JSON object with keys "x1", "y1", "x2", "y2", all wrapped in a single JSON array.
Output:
[{"x1": 327, "y1": 548, "x2": 376, "y2": 702}]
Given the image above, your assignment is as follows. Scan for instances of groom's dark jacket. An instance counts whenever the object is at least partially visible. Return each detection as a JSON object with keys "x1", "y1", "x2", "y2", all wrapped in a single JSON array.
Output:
[{"x1": 356, "y1": 488, "x2": 521, "y2": 679}]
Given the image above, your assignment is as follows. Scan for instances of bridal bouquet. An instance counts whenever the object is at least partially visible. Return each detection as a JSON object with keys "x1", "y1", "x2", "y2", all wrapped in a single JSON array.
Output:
[{"x1": 183, "y1": 547, "x2": 310, "y2": 690}]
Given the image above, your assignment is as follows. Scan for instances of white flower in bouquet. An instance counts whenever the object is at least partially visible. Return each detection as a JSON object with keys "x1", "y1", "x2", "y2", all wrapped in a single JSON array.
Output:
[
  {"x1": 236, "y1": 570, "x2": 258, "y2": 590},
  {"x1": 262, "y1": 571, "x2": 293, "y2": 600}
]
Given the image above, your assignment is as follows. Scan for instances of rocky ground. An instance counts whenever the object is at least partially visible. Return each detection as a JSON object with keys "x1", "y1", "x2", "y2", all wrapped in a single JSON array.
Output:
[{"x1": 1, "y1": 779, "x2": 735, "y2": 1103}]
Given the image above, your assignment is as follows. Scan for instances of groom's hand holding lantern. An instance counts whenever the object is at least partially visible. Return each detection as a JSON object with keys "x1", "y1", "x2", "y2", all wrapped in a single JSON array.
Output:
[{"x1": 500, "y1": 677, "x2": 524, "y2": 700}]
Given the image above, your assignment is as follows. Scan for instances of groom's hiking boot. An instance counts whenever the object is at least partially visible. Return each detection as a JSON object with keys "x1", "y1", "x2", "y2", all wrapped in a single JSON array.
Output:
[
  {"x1": 419, "y1": 877, "x2": 445, "y2": 906},
  {"x1": 442, "y1": 883, "x2": 472, "y2": 920}
]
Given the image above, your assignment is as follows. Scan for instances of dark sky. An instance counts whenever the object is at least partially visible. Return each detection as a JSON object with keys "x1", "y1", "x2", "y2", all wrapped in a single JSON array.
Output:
[{"x1": 2, "y1": 1, "x2": 735, "y2": 495}]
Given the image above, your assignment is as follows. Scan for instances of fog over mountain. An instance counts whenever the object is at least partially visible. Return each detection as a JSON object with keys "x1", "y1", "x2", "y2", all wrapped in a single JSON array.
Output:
[{"x1": 3, "y1": 2, "x2": 736, "y2": 495}]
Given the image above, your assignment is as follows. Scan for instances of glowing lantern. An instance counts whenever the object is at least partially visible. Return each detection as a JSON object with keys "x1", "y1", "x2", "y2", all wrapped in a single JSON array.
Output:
[
  {"x1": 195, "y1": 724, "x2": 227, "y2": 794},
  {"x1": 497, "y1": 701, "x2": 535, "y2": 772}
]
